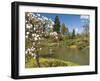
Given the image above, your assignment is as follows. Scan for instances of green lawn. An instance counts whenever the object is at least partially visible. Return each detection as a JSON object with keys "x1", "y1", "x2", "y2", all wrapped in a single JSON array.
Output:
[{"x1": 25, "y1": 57, "x2": 79, "y2": 68}]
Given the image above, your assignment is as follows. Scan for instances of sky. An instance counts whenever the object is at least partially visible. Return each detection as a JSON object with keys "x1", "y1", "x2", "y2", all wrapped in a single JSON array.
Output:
[{"x1": 34, "y1": 12, "x2": 89, "y2": 34}]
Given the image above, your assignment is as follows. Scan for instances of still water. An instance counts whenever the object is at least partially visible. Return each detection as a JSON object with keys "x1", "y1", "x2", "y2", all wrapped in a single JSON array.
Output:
[{"x1": 51, "y1": 47, "x2": 89, "y2": 65}]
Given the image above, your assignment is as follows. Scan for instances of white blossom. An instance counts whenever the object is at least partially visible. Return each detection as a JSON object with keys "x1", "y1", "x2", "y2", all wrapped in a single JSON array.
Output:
[
  {"x1": 26, "y1": 48, "x2": 32, "y2": 54},
  {"x1": 36, "y1": 31, "x2": 39, "y2": 33},
  {"x1": 36, "y1": 34, "x2": 39, "y2": 38},
  {"x1": 40, "y1": 48, "x2": 42, "y2": 50},
  {"x1": 38, "y1": 42, "x2": 40, "y2": 44},
  {"x1": 34, "y1": 37, "x2": 38, "y2": 41},
  {"x1": 53, "y1": 32, "x2": 58, "y2": 36},
  {"x1": 27, "y1": 13, "x2": 30, "y2": 17},
  {"x1": 49, "y1": 25, "x2": 53, "y2": 29},
  {"x1": 42, "y1": 16, "x2": 48, "y2": 20},
  {"x1": 26, "y1": 32, "x2": 30, "y2": 35},
  {"x1": 38, "y1": 37, "x2": 41, "y2": 40},
  {"x1": 25, "y1": 50, "x2": 28, "y2": 54},
  {"x1": 42, "y1": 32, "x2": 44, "y2": 34},
  {"x1": 55, "y1": 36, "x2": 58, "y2": 39},
  {"x1": 34, "y1": 27, "x2": 36, "y2": 30},
  {"x1": 31, "y1": 47, "x2": 35, "y2": 51},
  {"x1": 32, "y1": 34, "x2": 36, "y2": 37},
  {"x1": 26, "y1": 24, "x2": 32, "y2": 29},
  {"x1": 25, "y1": 35, "x2": 28, "y2": 38},
  {"x1": 27, "y1": 13, "x2": 32, "y2": 17},
  {"x1": 33, "y1": 42, "x2": 35, "y2": 45},
  {"x1": 27, "y1": 48, "x2": 31, "y2": 52},
  {"x1": 50, "y1": 32, "x2": 58, "y2": 36},
  {"x1": 32, "y1": 34, "x2": 35, "y2": 37},
  {"x1": 32, "y1": 53, "x2": 37, "y2": 59},
  {"x1": 25, "y1": 20, "x2": 28, "y2": 23}
]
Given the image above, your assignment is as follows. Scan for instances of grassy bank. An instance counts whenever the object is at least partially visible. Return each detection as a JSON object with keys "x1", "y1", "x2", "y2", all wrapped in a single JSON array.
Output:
[{"x1": 25, "y1": 57, "x2": 79, "y2": 68}]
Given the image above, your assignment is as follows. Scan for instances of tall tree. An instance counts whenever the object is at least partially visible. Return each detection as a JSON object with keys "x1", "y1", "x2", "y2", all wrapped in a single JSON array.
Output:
[
  {"x1": 53, "y1": 16, "x2": 60, "y2": 33},
  {"x1": 83, "y1": 23, "x2": 89, "y2": 36},
  {"x1": 72, "y1": 29, "x2": 75, "y2": 39},
  {"x1": 61, "y1": 23, "x2": 68, "y2": 35},
  {"x1": 82, "y1": 18, "x2": 89, "y2": 37}
]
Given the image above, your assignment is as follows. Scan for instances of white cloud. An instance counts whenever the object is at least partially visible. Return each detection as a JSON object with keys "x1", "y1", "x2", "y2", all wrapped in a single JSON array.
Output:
[
  {"x1": 37, "y1": 13, "x2": 40, "y2": 17},
  {"x1": 80, "y1": 15, "x2": 89, "y2": 19}
]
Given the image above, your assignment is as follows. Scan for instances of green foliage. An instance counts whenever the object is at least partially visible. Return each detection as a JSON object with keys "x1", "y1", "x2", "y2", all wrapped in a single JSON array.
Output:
[
  {"x1": 72, "y1": 29, "x2": 75, "y2": 39},
  {"x1": 25, "y1": 57, "x2": 79, "y2": 68},
  {"x1": 83, "y1": 23, "x2": 89, "y2": 35},
  {"x1": 53, "y1": 16, "x2": 60, "y2": 33},
  {"x1": 61, "y1": 23, "x2": 68, "y2": 35},
  {"x1": 65, "y1": 35, "x2": 89, "y2": 50}
]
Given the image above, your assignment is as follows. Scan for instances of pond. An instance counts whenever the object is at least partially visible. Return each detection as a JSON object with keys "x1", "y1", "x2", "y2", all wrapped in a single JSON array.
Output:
[
  {"x1": 51, "y1": 47, "x2": 89, "y2": 65},
  {"x1": 40, "y1": 46, "x2": 89, "y2": 65}
]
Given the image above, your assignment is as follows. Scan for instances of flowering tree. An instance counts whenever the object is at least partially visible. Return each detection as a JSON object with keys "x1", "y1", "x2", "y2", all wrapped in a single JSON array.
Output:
[{"x1": 25, "y1": 12, "x2": 54, "y2": 67}]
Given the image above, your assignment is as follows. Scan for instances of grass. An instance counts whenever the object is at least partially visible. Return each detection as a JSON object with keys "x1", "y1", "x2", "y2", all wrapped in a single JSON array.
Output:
[{"x1": 25, "y1": 57, "x2": 79, "y2": 68}]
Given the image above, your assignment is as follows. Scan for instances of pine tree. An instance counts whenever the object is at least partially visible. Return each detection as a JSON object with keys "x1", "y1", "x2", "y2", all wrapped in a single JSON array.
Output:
[
  {"x1": 53, "y1": 16, "x2": 60, "y2": 33},
  {"x1": 72, "y1": 29, "x2": 75, "y2": 39}
]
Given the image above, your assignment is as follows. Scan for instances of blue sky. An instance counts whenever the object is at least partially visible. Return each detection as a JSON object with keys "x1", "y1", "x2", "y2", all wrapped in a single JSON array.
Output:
[{"x1": 34, "y1": 12, "x2": 89, "y2": 33}]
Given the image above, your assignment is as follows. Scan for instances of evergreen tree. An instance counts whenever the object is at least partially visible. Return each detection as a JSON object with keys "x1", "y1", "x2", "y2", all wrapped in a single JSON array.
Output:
[
  {"x1": 72, "y1": 29, "x2": 75, "y2": 39},
  {"x1": 53, "y1": 16, "x2": 60, "y2": 33}
]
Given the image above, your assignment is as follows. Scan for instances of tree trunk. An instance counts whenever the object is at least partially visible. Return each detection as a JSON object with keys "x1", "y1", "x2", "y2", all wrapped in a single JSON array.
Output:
[{"x1": 35, "y1": 54, "x2": 40, "y2": 67}]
